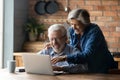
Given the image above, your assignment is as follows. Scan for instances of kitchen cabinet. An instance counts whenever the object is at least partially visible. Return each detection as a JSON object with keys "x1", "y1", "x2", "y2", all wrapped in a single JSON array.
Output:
[{"x1": 23, "y1": 41, "x2": 45, "y2": 52}]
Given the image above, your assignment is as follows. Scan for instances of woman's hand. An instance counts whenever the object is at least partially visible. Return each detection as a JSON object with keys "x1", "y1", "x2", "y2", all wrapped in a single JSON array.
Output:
[
  {"x1": 51, "y1": 56, "x2": 67, "y2": 64},
  {"x1": 44, "y1": 42, "x2": 51, "y2": 50}
]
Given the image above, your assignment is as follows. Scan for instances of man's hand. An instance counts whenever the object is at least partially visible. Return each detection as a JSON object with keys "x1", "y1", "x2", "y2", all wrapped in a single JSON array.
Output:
[
  {"x1": 51, "y1": 56, "x2": 67, "y2": 64},
  {"x1": 52, "y1": 66, "x2": 63, "y2": 71}
]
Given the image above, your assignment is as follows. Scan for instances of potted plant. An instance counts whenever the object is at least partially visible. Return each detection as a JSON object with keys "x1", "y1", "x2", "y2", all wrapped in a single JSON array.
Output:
[{"x1": 24, "y1": 17, "x2": 45, "y2": 41}]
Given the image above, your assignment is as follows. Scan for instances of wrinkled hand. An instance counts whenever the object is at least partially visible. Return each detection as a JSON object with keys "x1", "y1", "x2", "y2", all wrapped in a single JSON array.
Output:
[
  {"x1": 51, "y1": 56, "x2": 66, "y2": 64},
  {"x1": 52, "y1": 66, "x2": 63, "y2": 71},
  {"x1": 44, "y1": 42, "x2": 51, "y2": 50}
]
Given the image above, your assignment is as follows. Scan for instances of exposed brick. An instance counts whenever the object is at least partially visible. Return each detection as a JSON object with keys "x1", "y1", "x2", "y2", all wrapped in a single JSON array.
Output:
[
  {"x1": 111, "y1": 6, "x2": 120, "y2": 11},
  {"x1": 109, "y1": 43, "x2": 120, "y2": 48},
  {"x1": 101, "y1": 26, "x2": 110, "y2": 32},
  {"x1": 102, "y1": 0, "x2": 118, "y2": 5},
  {"x1": 96, "y1": 17, "x2": 112, "y2": 21},
  {"x1": 90, "y1": 11, "x2": 103, "y2": 16},
  {"x1": 109, "y1": 26, "x2": 116, "y2": 32},
  {"x1": 118, "y1": 11, "x2": 120, "y2": 16},
  {"x1": 85, "y1": 0, "x2": 101, "y2": 5},
  {"x1": 116, "y1": 48, "x2": 120, "y2": 52},
  {"x1": 80, "y1": 6, "x2": 94, "y2": 10},
  {"x1": 118, "y1": 37, "x2": 120, "y2": 43},
  {"x1": 100, "y1": 26, "x2": 116, "y2": 32},
  {"x1": 94, "y1": 5, "x2": 111, "y2": 11},
  {"x1": 109, "y1": 48, "x2": 118, "y2": 52},
  {"x1": 103, "y1": 32, "x2": 110, "y2": 37},
  {"x1": 109, "y1": 32, "x2": 120, "y2": 37},
  {"x1": 112, "y1": 17, "x2": 120, "y2": 21},
  {"x1": 116, "y1": 26, "x2": 120, "y2": 32},
  {"x1": 106, "y1": 37, "x2": 119, "y2": 43},
  {"x1": 105, "y1": 22, "x2": 119, "y2": 27},
  {"x1": 119, "y1": 0, "x2": 120, "y2": 5},
  {"x1": 93, "y1": 21, "x2": 105, "y2": 27},
  {"x1": 42, "y1": 19, "x2": 66, "y2": 23},
  {"x1": 69, "y1": 0, "x2": 85, "y2": 9},
  {"x1": 103, "y1": 11, "x2": 117, "y2": 17},
  {"x1": 70, "y1": 0, "x2": 85, "y2": 6}
]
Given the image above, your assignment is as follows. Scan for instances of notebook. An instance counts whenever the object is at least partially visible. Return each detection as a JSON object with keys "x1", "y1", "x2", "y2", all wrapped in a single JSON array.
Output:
[{"x1": 22, "y1": 53, "x2": 63, "y2": 75}]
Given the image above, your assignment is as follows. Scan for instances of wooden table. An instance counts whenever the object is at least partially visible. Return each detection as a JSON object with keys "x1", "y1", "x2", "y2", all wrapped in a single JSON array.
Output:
[
  {"x1": 114, "y1": 57, "x2": 120, "y2": 69},
  {"x1": 0, "y1": 69, "x2": 120, "y2": 80}
]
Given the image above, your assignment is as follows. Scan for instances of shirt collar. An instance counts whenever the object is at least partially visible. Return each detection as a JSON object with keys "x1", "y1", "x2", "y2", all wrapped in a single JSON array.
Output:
[{"x1": 50, "y1": 44, "x2": 68, "y2": 57}]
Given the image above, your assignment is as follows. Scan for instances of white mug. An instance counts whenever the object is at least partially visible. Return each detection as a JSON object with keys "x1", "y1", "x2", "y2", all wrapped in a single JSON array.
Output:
[{"x1": 7, "y1": 60, "x2": 16, "y2": 73}]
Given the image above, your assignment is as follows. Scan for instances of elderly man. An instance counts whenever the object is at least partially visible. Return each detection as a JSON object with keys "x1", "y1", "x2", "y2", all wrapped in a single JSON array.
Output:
[{"x1": 37, "y1": 24, "x2": 88, "y2": 73}]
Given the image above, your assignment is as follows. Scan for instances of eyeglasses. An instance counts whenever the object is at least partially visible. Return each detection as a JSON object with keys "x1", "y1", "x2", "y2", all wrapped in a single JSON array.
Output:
[{"x1": 49, "y1": 35, "x2": 66, "y2": 42}]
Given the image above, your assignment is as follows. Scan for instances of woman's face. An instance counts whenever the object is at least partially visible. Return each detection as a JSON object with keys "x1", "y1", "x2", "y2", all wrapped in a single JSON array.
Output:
[{"x1": 69, "y1": 19, "x2": 84, "y2": 34}]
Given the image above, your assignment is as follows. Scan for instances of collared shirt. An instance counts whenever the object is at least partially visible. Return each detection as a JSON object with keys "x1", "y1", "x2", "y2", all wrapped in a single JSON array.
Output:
[
  {"x1": 37, "y1": 44, "x2": 88, "y2": 73},
  {"x1": 37, "y1": 44, "x2": 78, "y2": 67}
]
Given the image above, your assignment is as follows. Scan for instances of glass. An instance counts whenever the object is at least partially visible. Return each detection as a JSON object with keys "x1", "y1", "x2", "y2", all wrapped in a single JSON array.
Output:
[{"x1": 7, "y1": 60, "x2": 16, "y2": 73}]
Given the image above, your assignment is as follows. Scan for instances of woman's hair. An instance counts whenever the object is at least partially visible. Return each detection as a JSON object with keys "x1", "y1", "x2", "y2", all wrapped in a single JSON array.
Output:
[
  {"x1": 48, "y1": 24, "x2": 67, "y2": 37},
  {"x1": 68, "y1": 8, "x2": 90, "y2": 25}
]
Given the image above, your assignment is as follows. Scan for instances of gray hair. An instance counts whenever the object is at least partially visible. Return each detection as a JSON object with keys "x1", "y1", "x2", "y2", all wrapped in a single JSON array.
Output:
[
  {"x1": 48, "y1": 24, "x2": 67, "y2": 37},
  {"x1": 68, "y1": 8, "x2": 90, "y2": 25}
]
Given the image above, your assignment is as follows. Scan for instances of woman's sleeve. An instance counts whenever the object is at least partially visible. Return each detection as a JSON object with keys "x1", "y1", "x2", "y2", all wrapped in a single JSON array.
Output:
[
  {"x1": 67, "y1": 27, "x2": 106, "y2": 64},
  {"x1": 63, "y1": 64, "x2": 88, "y2": 73}
]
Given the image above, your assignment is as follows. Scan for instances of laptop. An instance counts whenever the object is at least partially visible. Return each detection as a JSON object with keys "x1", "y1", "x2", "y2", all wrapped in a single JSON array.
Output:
[{"x1": 22, "y1": 53, "x2": 63, "y2": 75}]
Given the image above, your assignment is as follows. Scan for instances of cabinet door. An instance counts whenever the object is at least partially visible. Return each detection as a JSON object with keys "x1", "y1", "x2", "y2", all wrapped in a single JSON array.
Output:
[{"x1": 23, "y1": 41, "x2": 45, "y2": 52}]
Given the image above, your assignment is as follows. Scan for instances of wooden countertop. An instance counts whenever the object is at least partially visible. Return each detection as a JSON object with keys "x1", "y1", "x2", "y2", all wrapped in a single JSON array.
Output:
[
  {"x1": 0, "y1": 69, "x2": 120, "y2": 80},
  {"x1": 114, "y1": 57, "x2": 120, "y2": 62},
  {"x1": 14, "y1": 52, "x2": 120, "y2": 62},
  {"x1": 13, "y1": 52, "x2": 120, "y2": 69},
  {"x1": 14, "y1": 52, "x2": 35, "y2": 56},
  {"x1": 114, "y1": 57, "x2": 120, "y2": 69}
]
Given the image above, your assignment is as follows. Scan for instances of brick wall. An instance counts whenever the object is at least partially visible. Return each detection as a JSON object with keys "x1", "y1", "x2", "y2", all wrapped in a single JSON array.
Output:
[{"x1": 29, "y1": 0, "x2": 120, "y2": 52}]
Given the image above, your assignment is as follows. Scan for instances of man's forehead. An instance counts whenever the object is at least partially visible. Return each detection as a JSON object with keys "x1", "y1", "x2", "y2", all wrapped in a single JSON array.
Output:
[{"x1": 49, "y1": 31, "x2": 62, "y2": 37}]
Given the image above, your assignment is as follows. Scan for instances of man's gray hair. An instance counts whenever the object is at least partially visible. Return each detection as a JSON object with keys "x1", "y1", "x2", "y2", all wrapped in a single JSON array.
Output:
[
  {"x1": 68, "y1": 8, "x2": 90, "y2": 25},
  {"x1": 48, "y1": 24, "x2": 67, "y2": 37}
]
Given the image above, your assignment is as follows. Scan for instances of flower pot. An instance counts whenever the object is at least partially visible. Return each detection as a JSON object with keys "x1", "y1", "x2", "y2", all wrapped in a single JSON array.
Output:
[
  {"x1": 29, "y1": 32, "x2": 37, "y2": 41},
  {"x1": 38, "y1": 33, "x2": 46, "y2": 41}
]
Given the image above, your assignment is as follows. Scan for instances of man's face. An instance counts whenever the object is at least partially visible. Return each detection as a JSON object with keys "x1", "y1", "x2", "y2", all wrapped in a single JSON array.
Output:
[{"x1": 48, "y1": 30, "x2": 66, "y2": 53}]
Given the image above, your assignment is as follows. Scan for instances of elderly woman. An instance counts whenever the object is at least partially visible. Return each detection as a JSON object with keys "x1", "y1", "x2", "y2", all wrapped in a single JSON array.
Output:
[
  {"x1": 37, "y1": 24, "x2": 88, "y2": 73},
  {"x1": 51, "y1": 8, "x2": 117, "y2": 73}
]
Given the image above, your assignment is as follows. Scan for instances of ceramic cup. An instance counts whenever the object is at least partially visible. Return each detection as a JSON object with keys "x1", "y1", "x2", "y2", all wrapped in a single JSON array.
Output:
[{"x1": 7, "y1": 60, "x2": 16, "y2": 73}]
